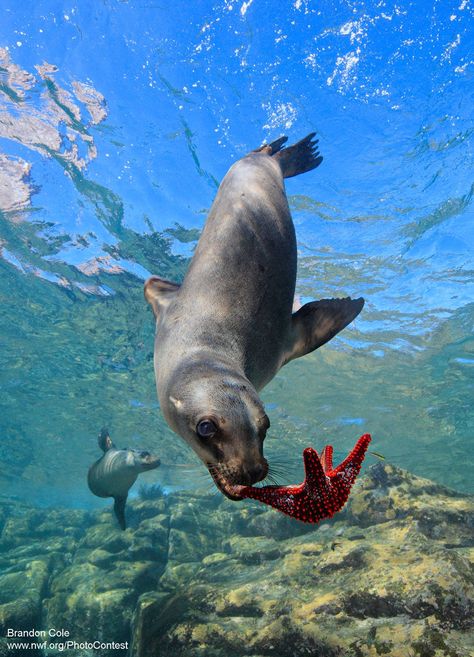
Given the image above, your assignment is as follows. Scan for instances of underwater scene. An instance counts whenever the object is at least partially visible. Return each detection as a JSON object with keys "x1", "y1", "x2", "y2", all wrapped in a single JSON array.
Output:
[{"x1": 1, "y1": 0, "x2": 473, "y2": 655}]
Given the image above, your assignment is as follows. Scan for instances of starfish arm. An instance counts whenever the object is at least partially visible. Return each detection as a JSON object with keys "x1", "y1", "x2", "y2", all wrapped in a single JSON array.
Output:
[
  {"x1": 241, "y1": 483, "x2": 303, "y2": 501},
  {"x1": 240, "y1": 483, "x2": 304, "y2": 518},
  {"x1": 330, "y1": 433, "x2": 372, "y2": 478},
  {"x1": 315, "y1": 434, "x2": 371, "y2": 519},
  {"x1": 324, "y1": 434, "x2": 372, "y2": 513},
  {"x1": 302, "y1": 447, "x2": 328, "y2": 486},
  {"x1": 320, "y1": 445, "x2": 334, "y2": 473}
]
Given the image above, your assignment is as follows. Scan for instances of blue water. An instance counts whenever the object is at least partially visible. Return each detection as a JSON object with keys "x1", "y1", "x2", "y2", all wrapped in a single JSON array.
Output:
[{"x1": 0, "y1": 0, "x2": 473, "y2": 507}]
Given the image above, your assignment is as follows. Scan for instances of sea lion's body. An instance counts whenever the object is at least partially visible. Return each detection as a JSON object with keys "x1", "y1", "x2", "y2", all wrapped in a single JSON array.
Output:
[
  {"x1": 145, "y1": 134, "x2": 364, "y2": 498},
  {"x1": 88, "y1": 449, "x2": 142, "y2": 499},
  {"x1": 156, "y1": 152, "x2": 296, "y2": 395},
  {"x1": 87, "y1": 429, "x2": 160, "y2": 529}
]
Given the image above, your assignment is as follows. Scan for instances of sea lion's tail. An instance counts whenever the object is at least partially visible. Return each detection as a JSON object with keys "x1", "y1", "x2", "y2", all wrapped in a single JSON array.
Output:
[{"x1": 259, "y1": 133, "x2": 323, "y2": 179}]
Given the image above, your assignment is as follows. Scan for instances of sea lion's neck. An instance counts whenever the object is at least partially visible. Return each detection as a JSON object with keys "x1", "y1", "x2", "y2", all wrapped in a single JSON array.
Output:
[{"x1": 162, "y1": 352, "x2": 247, "y2": 397}]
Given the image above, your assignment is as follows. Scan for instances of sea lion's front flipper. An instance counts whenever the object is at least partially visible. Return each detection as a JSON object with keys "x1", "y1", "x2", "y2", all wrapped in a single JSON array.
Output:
[
  {"x1": 144, "y1": 276, "x2": 181, "y2": 320},
  {"x1": 113, "y1": 495, "x2": 128, "y2": 530},
  {"x1": 284, "y1": 297, "x2": 364, "y2": 364}
]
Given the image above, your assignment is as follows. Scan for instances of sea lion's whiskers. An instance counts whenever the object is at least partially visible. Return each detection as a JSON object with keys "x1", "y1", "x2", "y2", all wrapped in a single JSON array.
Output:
[
  {"x1": 270, "y1": 466, "x2": 290, "y2": 481},
  {"x1": 164, "y1": 464, "x2": 211, "y2": 482},
  {"x1": 268, "y1": 465, "x2": 291, "y2": 478},
  {"x1": 170, "y1": 468, "x2": 207, "y2": 477},
  {"x1": 268, "y1": 462, "x2": 289, "y2": 472},
  {"x1": 165, "y1": 463, "x2": 202, "y2": 468},
  {"x1": 206, "y1": 463, "x2": 221, "y2": 475},
  {"x1": 267, "y1": 456, "x2": 299, "y2": 466},
  {"x1": 264, "y1": 473, "x2": 284, "y2": 486},
  {"x1": 204, "y1": 482, "x2": 221, "y2": 496}
]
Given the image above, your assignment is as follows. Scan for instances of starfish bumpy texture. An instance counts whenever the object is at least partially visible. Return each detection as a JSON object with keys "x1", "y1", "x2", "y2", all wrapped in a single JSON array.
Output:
[{"x1": 238, "y1": 434, "x2": 372, "y2": 523}]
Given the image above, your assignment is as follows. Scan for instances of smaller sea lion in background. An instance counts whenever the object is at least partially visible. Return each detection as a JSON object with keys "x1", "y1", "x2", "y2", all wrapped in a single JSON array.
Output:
[{"x1": 87, "y1": 428, "x2": 161, "y2": 530}]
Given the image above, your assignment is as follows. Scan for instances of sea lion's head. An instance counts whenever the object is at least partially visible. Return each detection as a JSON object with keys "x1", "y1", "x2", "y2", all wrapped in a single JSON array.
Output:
[
  {"x1": 98, "y1": 429, "x2": 161, "y2": 471},
  {"x1": 164, "y1": 363, "x2": 269, "y2": 500},
  {"x1": 126, "y1": 449, "x2": 161, "y2": 472}
]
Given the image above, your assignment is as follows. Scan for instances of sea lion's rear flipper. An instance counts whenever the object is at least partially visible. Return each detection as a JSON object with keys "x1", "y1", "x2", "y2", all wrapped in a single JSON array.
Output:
[
  {"x1": 274, "y1": 133, "x2": 323, "y2": 179},
  {"x1": 113, "y1": 495, "x2": 128, "y2": 530},
  {"x1": 144, "y1": 276, "x2": 181, "y2": 320},
  {"x1": 283, "y1": 297, "x2": 364, "y2": 364},
  {"x1": 253, "y1": 136, "x2": 288, "y2": 155},
  {"x1": 98, "y1": 428, "x2": 114, "y2": 452}
]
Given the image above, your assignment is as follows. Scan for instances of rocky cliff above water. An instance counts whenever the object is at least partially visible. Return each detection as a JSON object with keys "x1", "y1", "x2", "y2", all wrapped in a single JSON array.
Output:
[{"x1": 0, "y1": 463, "x2": 473, "y2": 657}]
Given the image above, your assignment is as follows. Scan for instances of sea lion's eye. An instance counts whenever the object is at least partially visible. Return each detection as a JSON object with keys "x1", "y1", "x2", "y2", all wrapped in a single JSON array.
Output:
[{"x1": 196, "y1": 419, "x2": 217, "y2": 438}]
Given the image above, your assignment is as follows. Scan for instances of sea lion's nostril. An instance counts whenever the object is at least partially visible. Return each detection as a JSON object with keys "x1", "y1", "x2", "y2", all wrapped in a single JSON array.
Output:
[{"x1": 249, "y1": 461, "x2": 268, "y2": 483}]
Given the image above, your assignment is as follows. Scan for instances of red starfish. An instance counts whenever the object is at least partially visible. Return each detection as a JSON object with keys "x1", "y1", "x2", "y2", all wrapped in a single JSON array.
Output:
[{"x1": 235, "y1": 434, "x2": 371, "y2": 523}]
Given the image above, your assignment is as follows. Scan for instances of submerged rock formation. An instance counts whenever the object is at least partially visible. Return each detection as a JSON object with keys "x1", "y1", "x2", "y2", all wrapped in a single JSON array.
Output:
[{"x1": 0, "y1": 464, "x2": 473, "y2": 657}]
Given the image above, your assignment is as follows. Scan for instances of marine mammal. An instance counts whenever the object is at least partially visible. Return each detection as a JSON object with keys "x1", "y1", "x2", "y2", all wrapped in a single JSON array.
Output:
[
  {"x1": 87, "y1": 428, "x2": 161, "y2": 529},
  {"x1": 145, "y1": 134, "x2": 364, "y2": 500}
]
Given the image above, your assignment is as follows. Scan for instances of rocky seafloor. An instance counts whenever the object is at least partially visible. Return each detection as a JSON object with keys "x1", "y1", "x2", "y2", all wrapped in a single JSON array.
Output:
[{"x1": 0, "y1": 462, "x2": 473, "y2": 657}]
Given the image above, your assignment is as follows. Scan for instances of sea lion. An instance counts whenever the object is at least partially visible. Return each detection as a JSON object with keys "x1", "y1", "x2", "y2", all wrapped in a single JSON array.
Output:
[
  {"x1": 87, "y1": 428, "x2": 161, "y2": 529},
  {"x1": 145, "y1": 133, "x2": 364, "y2": 500}
]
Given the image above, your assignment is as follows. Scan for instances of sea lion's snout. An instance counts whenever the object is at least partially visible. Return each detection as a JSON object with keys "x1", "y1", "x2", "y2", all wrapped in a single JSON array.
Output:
[
  {"x1": 241, "y1": 458, "x2": 269, "y2": 485},
  {"x1": 145, "y1": 455, "x2": 161, "y2": 469},
  {"x1": 134, "y1": 450, "x2": 161, "y2": 471},
  {"x1": 208, "y1": 411, "x2": 269, "y2": 495},
  {"x1": 208, "y1": 454, "x2": 269, "y2": 500}
]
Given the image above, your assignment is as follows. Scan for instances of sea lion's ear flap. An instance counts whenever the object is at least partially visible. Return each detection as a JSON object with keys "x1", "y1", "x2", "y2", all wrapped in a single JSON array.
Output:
[
  {"x1": 144, "y1": 276, "x2": 181, "y2": 319},
  {"x1": 283, "y1": 297, "x2": 364, "y2": 365}
]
